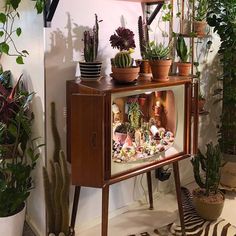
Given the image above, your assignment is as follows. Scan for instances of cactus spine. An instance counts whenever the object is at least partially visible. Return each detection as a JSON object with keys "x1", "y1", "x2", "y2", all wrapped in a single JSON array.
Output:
[
  {"x1": 43, "y1": 103, "x2": 70, "y2": 236},
  {"x1": 114, "y1": 51, "x2": 132, "y2": 68},
  {"x1": 191, "y1": 142, "x2": 222, "y2": 196}
]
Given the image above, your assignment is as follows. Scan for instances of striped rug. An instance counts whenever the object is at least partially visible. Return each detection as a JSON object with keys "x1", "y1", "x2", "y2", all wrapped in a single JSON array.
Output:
[{"x1": 170, "y1": 187, "x2": 236, "y2": 236}]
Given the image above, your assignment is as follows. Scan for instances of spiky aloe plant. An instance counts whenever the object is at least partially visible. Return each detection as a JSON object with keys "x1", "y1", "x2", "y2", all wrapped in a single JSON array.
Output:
[
  {"x1": 191, "y1": 142, "x2": 223, "y2": 196},
  {"x1": 176, "y1": 35, "x2": 189, "y2": 62},
  {"x1": 145, "y1": 41, "x2": 171, "y2": 60}
]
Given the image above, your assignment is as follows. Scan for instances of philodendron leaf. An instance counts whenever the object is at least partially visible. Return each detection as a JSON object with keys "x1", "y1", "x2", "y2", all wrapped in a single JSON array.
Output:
[
  {"x1": 35, "y1": 0, "x2": 45, "y2": 14},
  {"x1": 0, "y1": 13, "x2": 6, "y2": 24},
  {"x1": 0, "y1": 31, "x2": 4, "y2": 37},
  {"x1": 16, "y1": 56, "x2": 24, "y2": 64},
  {"x1": 16, "y1": 27, "x2": 22, "y2": 37},
  {"x1": 0, "y1": 42, "x2": 9, "y2": 55},
  {"x1": 9, "y1": 0, "x2": 21, "y2": 10}
]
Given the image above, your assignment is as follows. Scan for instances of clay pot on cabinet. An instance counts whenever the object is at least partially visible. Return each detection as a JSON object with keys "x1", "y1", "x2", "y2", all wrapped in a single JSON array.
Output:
[
  {"x1": 136, "y1": 59, "x2": 152, "y2": 75},
  {"x1": 192, "y1": 189, "x2": 225, "y2": 221},
  {"x1": 177, "y1": 62, "x2": 191, "y2": 76},
  {"x1": 111, "y1": 66, "x2": 140, "y2": 83},
  {"x1": 149, "y1": 59, "x2": 172, "y2": 82},
  {"x1": 193, "y1": 21, "x2": 207, "y2": 36}
]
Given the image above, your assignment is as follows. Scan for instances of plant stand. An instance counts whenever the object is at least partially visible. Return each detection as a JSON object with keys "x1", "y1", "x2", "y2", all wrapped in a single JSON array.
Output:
[{"x1": 70, "y1": 164, "x2": 186, "y2": 236}]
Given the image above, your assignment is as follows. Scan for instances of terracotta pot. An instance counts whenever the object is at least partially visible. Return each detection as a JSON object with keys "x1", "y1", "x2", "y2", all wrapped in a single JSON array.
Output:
[
  {"x1": 177, "y1": 62, "x2": 191, "y2": 76},
  {"x1": 192, "y1": 189, "x2": 225, "y2": 221},
  {"x1": 136, "y1": 59, "x2": 152, "y2": 74},
  {"x1": 149, "y1": 59, "x2": 172, "y2": 82},
  {"x1": 114, "y1": 132, "x2": 127, "y2": 145},
  {"x1": 111, "y1": 66, "x2": 140, "y2": 83},
  {"x1": 182, "y1": 19, "x2": 192, "y2": 35},
  {"x1": 193, "y1": 20, "x2": 207, "y2": 36}
]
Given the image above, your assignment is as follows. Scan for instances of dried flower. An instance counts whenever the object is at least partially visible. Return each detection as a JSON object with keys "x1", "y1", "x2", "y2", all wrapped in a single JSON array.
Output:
[{"x1": 110, "y1": 27, "x2": 136, "y2": 51}]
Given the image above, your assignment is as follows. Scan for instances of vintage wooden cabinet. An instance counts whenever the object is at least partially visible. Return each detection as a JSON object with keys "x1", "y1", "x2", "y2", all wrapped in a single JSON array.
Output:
[{"x1": 66, "y1": 76, "x2": 198, "y2": 236}]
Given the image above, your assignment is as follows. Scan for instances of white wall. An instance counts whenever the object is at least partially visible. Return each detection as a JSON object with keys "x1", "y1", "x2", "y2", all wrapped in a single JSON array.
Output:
[{"x1": 0, "y1": 1, "x2": 45, "y2": 235}]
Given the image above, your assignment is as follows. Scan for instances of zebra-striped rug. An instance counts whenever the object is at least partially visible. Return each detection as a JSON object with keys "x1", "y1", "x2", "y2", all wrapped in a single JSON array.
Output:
[{"x1": 170, "y1": 187, "x2": 236, "y2": 236}]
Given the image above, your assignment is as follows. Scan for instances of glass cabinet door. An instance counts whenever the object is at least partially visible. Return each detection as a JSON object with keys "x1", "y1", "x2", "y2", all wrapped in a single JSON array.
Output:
[{"x1": 111, "y1": 84, "x2": 186, "y2": 176}]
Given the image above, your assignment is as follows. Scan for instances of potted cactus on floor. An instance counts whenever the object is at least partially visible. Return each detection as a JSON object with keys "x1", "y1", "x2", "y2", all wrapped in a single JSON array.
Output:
[
  {"x1": 79, "y1": 14, "x2": 103, "y2": 81},
  {"x1": 191, "y1": 142, "x2": 225, "y2": 221},
  {"x1": 109, "y1": 27, "x2": 140, "y2": 83},
  {"x1": 176, "y1": 35, "x2": 191, "y2": 76},
  {"x1": 145, "y1": 41, "x2": 172, "y2": 82}
]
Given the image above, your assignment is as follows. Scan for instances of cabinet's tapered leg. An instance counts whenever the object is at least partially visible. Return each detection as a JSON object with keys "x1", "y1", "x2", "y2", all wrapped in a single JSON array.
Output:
[
  {"x1": 102, "y1": 185, "x2": 110, "y2": 236},
  {"x1": 70, "y1": 186, "x2": 81, "y2": 236},
  {"x1": 173, "y1": 162, "x2": 186, "y2": 236},
  {"x1": 146, "y1": 171, "x2": 154, "y2": 210}
]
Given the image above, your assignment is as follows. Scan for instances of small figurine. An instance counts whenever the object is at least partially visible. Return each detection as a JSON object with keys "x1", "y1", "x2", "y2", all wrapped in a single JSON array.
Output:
[{"x1": 112, "y1": 103, "x2": 121, "y2": 123}]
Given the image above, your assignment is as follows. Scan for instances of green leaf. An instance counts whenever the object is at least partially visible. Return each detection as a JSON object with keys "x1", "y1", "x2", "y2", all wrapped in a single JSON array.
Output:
[
  {"x1": 0, "y1": 13, "x2": 6, "y2": 24},
  {"x1": 0, "y1": 42, "x2": 9, "y2": 55},
  {"x1": 9, "y1": 0, "x2": 21, "y2": 10},
  {"x1": 22, "y1": 50, "x2": 29, "y2": 55},
  {"x1": 35, "y1": 0, "x2": 45, "y2": 14},
  {"x1": 16, "y1": 56, "x2": 24, "y2": 64},
  {"x1": 0, "y1": 31, "x2": 4, "y2": 37},
  {"x1": 16, "y1": 27, "x2": 22, "y2": 37}
]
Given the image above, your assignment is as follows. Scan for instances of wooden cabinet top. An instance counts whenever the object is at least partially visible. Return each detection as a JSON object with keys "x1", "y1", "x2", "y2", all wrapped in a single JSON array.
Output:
[{"x1": 68, "y1": 76, "x2": 192, "y2": 94}]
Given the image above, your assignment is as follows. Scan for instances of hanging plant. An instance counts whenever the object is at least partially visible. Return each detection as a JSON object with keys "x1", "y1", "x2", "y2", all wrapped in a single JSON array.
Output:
[{"x1": 0, "y1": 0, "x2": 45, "y2": 64}]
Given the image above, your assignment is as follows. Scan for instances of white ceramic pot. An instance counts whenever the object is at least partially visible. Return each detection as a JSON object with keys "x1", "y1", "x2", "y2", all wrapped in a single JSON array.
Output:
[{"x1": 0, "y1": 205, "x2": 26, "y2": 236}]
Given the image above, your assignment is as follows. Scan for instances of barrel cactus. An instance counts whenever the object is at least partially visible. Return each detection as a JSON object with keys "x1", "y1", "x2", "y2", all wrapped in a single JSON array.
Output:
[{"x1": 114, "y1": 51, "x2": 132, "y2": 68}]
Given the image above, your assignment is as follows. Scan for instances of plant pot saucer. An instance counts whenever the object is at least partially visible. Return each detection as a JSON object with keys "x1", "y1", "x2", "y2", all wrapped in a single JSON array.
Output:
[{"x1": 79, "y1": 76, "x2": 103, "y2": 82}]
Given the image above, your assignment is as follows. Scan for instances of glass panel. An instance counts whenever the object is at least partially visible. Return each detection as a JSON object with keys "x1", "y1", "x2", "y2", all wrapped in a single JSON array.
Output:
[{"x1": 111, "y1": 85, "x2": 185, "y2": 176}]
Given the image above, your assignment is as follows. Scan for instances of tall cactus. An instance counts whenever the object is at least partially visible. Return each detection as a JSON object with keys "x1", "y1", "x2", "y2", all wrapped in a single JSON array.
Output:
[
  {"x1": 191, "y1": 142, "x2": 222, "y2": 196},
  {"x1": 83, "y1": 14, "x2": 100, "y2": 62},
  {"x1": 138, "y1": 16, "x2": 149, "y2": 59},
  {"x1": 43, "y1": 103, "x2": 70, "y2": 236}
]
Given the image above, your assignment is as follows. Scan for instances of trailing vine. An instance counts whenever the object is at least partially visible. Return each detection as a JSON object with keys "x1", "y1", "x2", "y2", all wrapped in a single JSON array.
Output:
[
  {"x1": 207, "y1": 0, "x2": 236, "y2": 154},
  {"x1": 0, "y1": 0, "x2": 45, "y2": 64}
]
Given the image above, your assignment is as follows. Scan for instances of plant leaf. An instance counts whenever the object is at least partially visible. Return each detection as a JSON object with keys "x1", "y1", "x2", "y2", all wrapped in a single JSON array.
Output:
[
  {"x1": 0, "y1": 31, "x2": 4, "y2": 37},
  {"x1": 16, "y1": 56, "x2": 24, "y2": 64},
  {"x1": 0, "y1": 42, "x2": 9, "y2": 55},
  {"x1": 0, "y1": 13, "x2": 6, "y2": 24},
  {"x1": 16, "y1": 27, "x2": 22, "y2": 37}
]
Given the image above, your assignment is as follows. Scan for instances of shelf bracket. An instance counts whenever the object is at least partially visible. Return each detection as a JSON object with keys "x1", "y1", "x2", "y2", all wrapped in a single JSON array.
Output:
[
  {"x1": 146, "y1": 1, "x2": 164, "y2": 26},
  {"x1": 44, "y1": 0, "x2": 60, "y2": 27}
]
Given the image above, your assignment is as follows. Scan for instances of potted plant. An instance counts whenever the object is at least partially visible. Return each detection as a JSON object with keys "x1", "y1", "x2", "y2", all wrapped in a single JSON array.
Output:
[
  {"x1": 176, "y1": 35, "x2": 191, "y2": 76},
  {"x1": 79, "y1": 14, "x2": 103, "y2": 81},
  {"x1": 109, "y1": 27, "x2": 140, "y2": 83},
  {"x1": 191, "y1": 142, "x2": 225, "y2": 220},
  {"x1": 145, "y1": 41, "x2": 172, "y2": 82},
  {"x1": 193, "y1": 0, "x2": 208, "y2": 36},
  {"x1": 0, "y1": 71, "x2": 41, "y2": 236},
  {"x1": 0, "y1": 0, "x2": 45, "y2": 64},
  {"x1": 207, "y1": 0, "x2": 236, "y2": 189},
  {"x1": 136, "y1": 16, "x2": 151, "y2": 77}
]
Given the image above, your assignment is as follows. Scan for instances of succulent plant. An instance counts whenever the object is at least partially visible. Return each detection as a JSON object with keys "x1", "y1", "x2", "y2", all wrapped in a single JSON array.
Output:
[
  {"x1": 176, "y1": 35, "x2": 189, "y2": 62},
  {"x1": 110, "y1": 27, "x2": 136, "y2": 51},
  {"x1": 145, "y1": 41, "x2": 171, "y2": 60},
  {"x1": 191, "y1": 142, "x2": 223, "y2": 196}
]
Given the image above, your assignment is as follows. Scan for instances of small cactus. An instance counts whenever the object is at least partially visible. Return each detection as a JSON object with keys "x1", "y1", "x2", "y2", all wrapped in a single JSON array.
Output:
[
  {"x1": 114, "y1": 51, "x2": 132, "y2": 68},
  {"x1": 191, "y1": 142, "x2": 222, "y2": 196},
  {"x1": 176, "y1": 35, "x2": 189, "y2": 62},
  {"x1": 138, "y1": 16, "x2": 149, "y2": 59}
]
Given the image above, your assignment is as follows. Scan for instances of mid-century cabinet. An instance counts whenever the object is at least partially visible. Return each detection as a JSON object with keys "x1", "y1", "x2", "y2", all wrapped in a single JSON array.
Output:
[{"x1": 67, "y1": 76, "x2": 198, "y2": 236}]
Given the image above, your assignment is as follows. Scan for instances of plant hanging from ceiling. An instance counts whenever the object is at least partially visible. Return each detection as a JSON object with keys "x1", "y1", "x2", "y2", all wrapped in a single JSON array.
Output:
[{"x1": 0, "y1": 0, "x2": 45, "y2": 64}]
